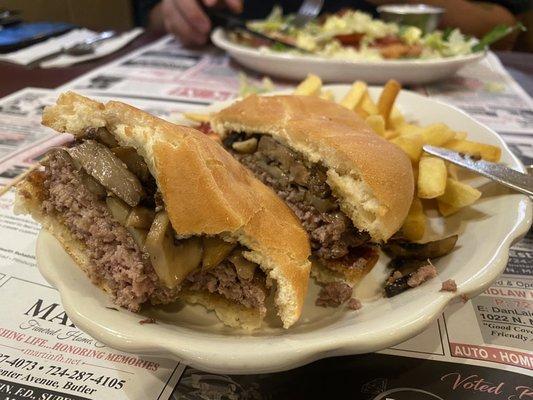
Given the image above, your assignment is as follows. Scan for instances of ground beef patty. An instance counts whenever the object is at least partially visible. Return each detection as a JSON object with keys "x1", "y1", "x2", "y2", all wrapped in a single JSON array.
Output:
[
  {"x1": 186, "y1": 262, "x2": 267, "y2": 312},
  {"x1": 41, "y1": 150, "x2": 266, "y2": 312},
  {"x1": 41, "y1": 151, "x2": 166, "y2": 312},
  {"x1": 230, "y1": 135, "x2": 370, "y2": 261}
]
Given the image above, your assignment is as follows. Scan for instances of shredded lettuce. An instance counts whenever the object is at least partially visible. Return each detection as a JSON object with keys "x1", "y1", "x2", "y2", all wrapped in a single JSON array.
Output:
[
  {"x1": 472, "y1": 23, "x2": 526, "y2": 52},
  {"x1": 401, "y1": 26, "x2": 422, "y2": 45},
  {"x1": 238, "y1": 73, "x2": 274, "y2": 97}
]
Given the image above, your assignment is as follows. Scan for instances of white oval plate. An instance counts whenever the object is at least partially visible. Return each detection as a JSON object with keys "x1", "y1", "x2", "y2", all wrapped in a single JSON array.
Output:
[
  {"x1": 211, "y1": 28, "x2": 486, "y2": 84},
  {"x1": 37, "y1": 86, "x2": 532, "y2": 374}
]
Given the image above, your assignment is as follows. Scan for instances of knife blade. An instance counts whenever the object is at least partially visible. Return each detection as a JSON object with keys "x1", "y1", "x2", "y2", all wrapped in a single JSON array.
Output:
[
  {"x1": 237, "y1": 26, "x2": 308, "y2": 52},
  {"x1": 423, "y1": 145, "x2": 533, "y2": 197},
  {"x1": 207, "y1": 9, "x2": 310, "y2": 53},
  {"x1": 27, "y1": 48, "x2": 66, "y2": 68}
]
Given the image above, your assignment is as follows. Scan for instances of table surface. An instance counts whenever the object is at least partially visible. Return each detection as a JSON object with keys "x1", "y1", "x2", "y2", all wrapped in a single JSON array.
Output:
[
  {"x1": 1, "y1": 31, "x2": 531, "y2": 396},
  {"x1": 1, "y1": 32, "x2": 532, "y2": 98}
]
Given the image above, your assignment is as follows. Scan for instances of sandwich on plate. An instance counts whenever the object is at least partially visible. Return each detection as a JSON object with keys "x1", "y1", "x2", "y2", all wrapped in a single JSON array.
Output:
[
  {"x1": 209, "y1": 95, "x2": 414, "y2": 306},
  {"x1": 15, "y1": 92, "x2": 311, "y2": 330}
]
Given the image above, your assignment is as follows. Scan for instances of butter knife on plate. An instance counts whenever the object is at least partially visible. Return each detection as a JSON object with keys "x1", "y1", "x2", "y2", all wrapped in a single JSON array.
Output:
[{"x1": 423, "y1": 145, "x2": 533, "y2": 197}]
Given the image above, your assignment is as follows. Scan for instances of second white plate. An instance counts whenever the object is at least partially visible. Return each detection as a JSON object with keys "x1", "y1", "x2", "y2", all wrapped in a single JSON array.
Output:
[{"x1": 212, "y1": 28, "x2": 486, "y2": 84}]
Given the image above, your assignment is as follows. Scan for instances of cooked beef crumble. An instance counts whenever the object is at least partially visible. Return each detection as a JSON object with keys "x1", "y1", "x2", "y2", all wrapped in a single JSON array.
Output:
[
  {"x1": 228, "y1": 134, "x2": 370, "y2": 261},
  {"x1": 41, "y1": 150, "x2": 163, "y2": 311},
  {"x1": 440, "y1": 279, "x2": 457, "y2": 292},
  {"x1": 316, "y1": 282, "x2": 353, "y2": 307},
  {"x1": 347, "y1": 298, "x2": 362, "y2": 310},
  {"x1": 186, "y1": 262, "x2": 267, "y2": 311},
  {"x1": 407, "y1": 264, "x2": 438, "y2": 288}
]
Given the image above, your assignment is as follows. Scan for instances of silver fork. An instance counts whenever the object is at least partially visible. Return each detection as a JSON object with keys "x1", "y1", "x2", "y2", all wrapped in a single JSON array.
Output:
[
  {"x1": 292, "y1": 0, "x2": 324, "y2": 28},
  {"x1": 28, "y1": 30, "x2": 116, "y2": 68}
]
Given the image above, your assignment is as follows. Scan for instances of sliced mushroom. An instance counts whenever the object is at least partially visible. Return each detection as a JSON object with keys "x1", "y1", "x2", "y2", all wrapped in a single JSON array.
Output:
[
  {"x1": 126, "y1": 206, "x2": 155, "y2": 229},
  {"x1": 304, "y1": 191, "x2": 337, "y2": 213},
  {"x1": 81, "y1": 173, "x2": 106, "y2": 199},
  {"x1": 384, "y1": 272, "x2": 411, "y2": 298},
  {"x1": 258, "y1": 135, "x2": 294, "y2": 171},
  {"x1": 128, "y1": 227, "x2": 148, "y2": 249},
  {"x1": 289, "y1": 161, "x2": 310, "y2": 186},
  {"x1": 51, "y1": 147, "x2": 106, "y2": 199},
  {"x1": 228, "y1": 251, "x2": 257, "y2": 280},
  {"x1": 46, "y1": 147, "x2": 77, "y2": 168},
  {"x1": 388, "y1": 258, "x2": 428, "y2": 272},
  {"x1": 223, "y1": 132, "x2": 245, "y2": 148},
  {"x1": 383, "y1": 235, "x2": 458, "y2": 260},
  {"x1": 231, "y1": 137, "x2": 258, "y2": 154},
  {"x1": 69, "y1": 140, "x2": 144, "y2": 207},
  {"x1": 255, "y1": 160, "x2": 290, "y2": 186},
  {"x1": 384, "y1": 258, "x2": 428, "y2": 298},
  {"x1": 152, "y1": 191, "x2": 164, "y2": 213},
  {"x1": 202, "y1": 236, "x2": 237, "y2": 269},
  {"x1": 106, "y1": 196, "x2": 130, "y2": 225},
  {"x1": 111, "y1": 146, "x2": 150, "y2": 183},
  {"x1": 308, "y1": 167, "x2": 331, "y2": 198},
  {"x1": 85, "y1": 127, "x2": 119, "y2": 148},
  {"x1": 144, "y1": 211, "x2": 203, "y2": 288}
]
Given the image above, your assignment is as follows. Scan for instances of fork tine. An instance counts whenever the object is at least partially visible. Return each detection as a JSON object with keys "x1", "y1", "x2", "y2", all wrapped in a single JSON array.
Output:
[
  {"x1": 292, "y1": 0, "x2": 324, "y2": 27},
  {"x1": 305, "y1": 3, "x2": 316, "y2": 14}
]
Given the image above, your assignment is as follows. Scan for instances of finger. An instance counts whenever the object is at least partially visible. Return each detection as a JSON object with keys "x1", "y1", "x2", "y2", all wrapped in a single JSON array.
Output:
[
  {"x1": 174, "y1": 0, "x2": 211, "y2": 34},
  {"x1": 202, "y1": 0, "x2": 217, "y2": 6},
  {"x1": 163, "y1": 0, "x2": 207, "y2": 45},
  {"x1": 169, "y1": 0, "x2": 208, "y2": 45},
  {"x1": 225, "y1": 0, "x2": 243, "y2": 13}
]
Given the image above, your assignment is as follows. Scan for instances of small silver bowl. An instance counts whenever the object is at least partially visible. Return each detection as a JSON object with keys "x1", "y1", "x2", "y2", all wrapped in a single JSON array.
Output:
[{"x1": 377, "y1": 4, "x2": 444, "y2": 33}]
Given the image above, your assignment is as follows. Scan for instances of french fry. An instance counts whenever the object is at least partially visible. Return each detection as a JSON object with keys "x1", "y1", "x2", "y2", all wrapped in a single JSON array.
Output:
[
  {"x1": 417, "y1": 156, "x2": 447, "y2": 198},
  {"x1": 437, "y1": 200, "x2": 460, "y2": 217},
  {"x1": 383, "y1": 130, "x2": 399, "y2": 140},
  {"x1": 183, "y1": 112, "x2": 210, "y2": 123},
  {"x1": 360, "y1": 91, "x2": 378, "y2": 115},
  {"x1": 378, "y1": 79, "x2": 401, "y2": 125},
  {"x1": 389, "y1": 106, "x2": 405, "y2": 129},
  {"x1": 421, "y1": 123, "x2": 455, "y2": 146},
  {"x1": 454, "y1": 131, "x2": 467, "y2": 140},
  {"x1": 390, "y1": 134, "x2": 423, "y2": 163},
  {"x1": 365, "y1": 115, "x2": 386, "y2": 136},
  {"x1": 294, "y1": 73, "x2": 322, "y2": 96},
  {"x1": 290, "y1": 76, "x2": 496, "y2": 222},
  {"x1": 340, "y1": 81, "x2": 367, "y2": 110},
  {"x1": 206, "y1": 133, "x2": 222, "y2": 143},
  {"x1": 402, "y1": 197, "x2": 425, "y2": 241},
  {"x1": 437, "y1": 178, "x2": 482, "y2": 208},
  {"x1": 355, "y1": 107, "x2": 370, "y2": 118},
  {"x1": 319, "y1": 90, "x2": 334, "y2": 101},
  {"x1": 443, "y1": 139, "x2": 501, "y2": 162},
  {"x1": 446, "y1": 163, "x2": 460, "y2": 180},
  {"x1": 397, "y1": 123, "x2": 424, "y2": 137},
  {"x1": 412, "y1": 165, "x2": 419, "y2": 185}
]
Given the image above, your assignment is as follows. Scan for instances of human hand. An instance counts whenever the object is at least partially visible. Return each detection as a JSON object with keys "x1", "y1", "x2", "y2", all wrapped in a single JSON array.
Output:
[{"x1": 161, "y1": 0, "x2": 243, "y2": 46}]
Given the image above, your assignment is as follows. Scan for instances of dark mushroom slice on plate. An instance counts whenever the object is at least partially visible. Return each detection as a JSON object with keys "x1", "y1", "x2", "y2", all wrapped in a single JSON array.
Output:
[{"x1": 383, "y1": 235, "x2": 458, "y2": 260}]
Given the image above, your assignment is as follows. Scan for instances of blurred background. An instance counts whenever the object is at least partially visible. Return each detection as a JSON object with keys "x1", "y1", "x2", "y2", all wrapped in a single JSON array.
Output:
[
  {"x1": 1, "y1": 0, "x2": 531, "y2": 51},
  {"x1": 0, "y1": 0, "x2": 134, "y2": 31}
]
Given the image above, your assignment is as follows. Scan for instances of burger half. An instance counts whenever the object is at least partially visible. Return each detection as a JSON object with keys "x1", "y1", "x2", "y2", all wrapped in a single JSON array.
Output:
[
  {"x1": 15, "y1": 92, "x2": 311, "y2": 330},
  {"x1": 209, "y1": 95, "x2": 414, "y2": 306}
]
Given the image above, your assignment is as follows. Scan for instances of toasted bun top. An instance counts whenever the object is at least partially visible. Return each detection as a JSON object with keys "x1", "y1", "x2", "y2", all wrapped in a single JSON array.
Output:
[
  {"x1": 211, "y1": 95, "x2": 414, "y2": 242},
  {"x1": 41, "y1": 92, "x2": 311, "y2": 328}
]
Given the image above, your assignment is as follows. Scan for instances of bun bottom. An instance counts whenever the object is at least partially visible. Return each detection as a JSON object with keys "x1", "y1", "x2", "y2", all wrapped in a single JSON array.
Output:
[
  {"x1": 311, "y1": 260, "x2": 375, "y2": 287},
  {"x1": 181, "y1": 291, "x2": 264, "y2": 330}
]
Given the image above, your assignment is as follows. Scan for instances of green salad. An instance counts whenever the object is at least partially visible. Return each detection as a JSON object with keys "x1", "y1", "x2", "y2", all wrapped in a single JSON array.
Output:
[{"x1": 230, "y1": 7, "x2": 522, "y2": 61}]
